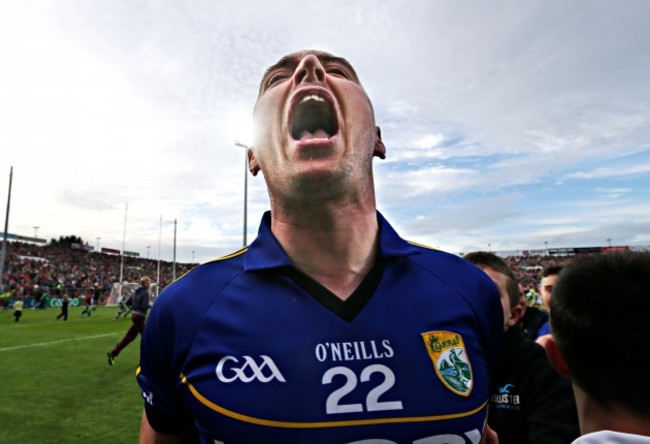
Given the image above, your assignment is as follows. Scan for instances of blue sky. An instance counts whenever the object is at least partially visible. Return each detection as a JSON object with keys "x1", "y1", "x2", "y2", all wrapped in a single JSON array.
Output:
[{"x1": 1, "y1": 0, "x2": 649, "y2": 263}]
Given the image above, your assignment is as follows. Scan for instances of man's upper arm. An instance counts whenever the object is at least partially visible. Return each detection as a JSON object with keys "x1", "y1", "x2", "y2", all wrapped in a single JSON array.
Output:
[{"x1": 137, "y1": 287, "x2": 196, "y2": 437}]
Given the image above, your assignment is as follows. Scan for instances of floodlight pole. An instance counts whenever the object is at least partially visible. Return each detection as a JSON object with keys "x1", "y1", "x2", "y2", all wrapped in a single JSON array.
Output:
[
  {"x1": 235, "y1": 142, "x2": 249, "y2": 247},
  {"x1": 119, "y1": 203, "x2": 128, "y2": 284},
  {"x1": 172, "y1": 219, "x2": 177, "y2": 281},
  {"x1": 0, "y1": 166, "x2": 13, "y2": 292},
  {"x1": 157, "y1": 214, "x2": 162, "y2": 286}
]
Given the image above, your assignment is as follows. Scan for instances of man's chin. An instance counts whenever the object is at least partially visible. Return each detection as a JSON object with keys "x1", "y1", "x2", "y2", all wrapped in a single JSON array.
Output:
[
  {"x1": 288, "y1": 169, "x2": 348, "y2": 200},
  {"x1": 296, "y1": 168, "x2": 344, "y2": 187}
]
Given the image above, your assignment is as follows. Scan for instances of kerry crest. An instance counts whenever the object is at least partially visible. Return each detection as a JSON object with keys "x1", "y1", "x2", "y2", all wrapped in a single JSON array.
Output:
[{"x1": 421, "y1": 331, "x2": 473, "y2": 397}]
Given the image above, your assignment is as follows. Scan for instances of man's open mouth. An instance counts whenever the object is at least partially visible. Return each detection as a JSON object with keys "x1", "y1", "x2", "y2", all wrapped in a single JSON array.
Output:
[{"x1": 290, "y1": 94, "x2": 339, "y2": 141}]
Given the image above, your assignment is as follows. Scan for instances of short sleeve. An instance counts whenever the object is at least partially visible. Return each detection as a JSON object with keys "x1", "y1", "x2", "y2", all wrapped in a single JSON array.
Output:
[{"x1": 136, "y1": 290, "x2": 193, "y2": 434}]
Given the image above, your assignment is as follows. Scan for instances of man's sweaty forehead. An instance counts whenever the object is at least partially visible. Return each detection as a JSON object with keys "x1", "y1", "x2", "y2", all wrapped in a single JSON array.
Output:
[{"x1": 258, "y1": 50, "x2": 359, "y2": 96}]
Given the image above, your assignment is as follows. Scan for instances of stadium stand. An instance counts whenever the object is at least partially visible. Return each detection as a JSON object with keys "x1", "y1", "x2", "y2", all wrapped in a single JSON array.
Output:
[{"x1": 0, "y1": 241, "x2": 194, "y2": 308}]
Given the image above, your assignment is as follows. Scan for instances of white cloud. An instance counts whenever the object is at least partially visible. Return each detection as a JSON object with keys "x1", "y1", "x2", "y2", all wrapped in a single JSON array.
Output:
[{"x1": 567, "y1": 164, "x2": 650, "y2": 180}]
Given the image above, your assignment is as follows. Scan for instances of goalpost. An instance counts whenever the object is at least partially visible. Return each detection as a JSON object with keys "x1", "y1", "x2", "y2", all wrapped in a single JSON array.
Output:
[{"x1": 106, "y1": 282, "x2": 159, "y2": 307}]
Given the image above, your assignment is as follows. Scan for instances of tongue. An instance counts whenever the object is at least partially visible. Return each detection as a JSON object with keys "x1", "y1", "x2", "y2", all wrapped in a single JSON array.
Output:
[{"x1": 299, "y1": 129, "x2": 330, "y2": 141}]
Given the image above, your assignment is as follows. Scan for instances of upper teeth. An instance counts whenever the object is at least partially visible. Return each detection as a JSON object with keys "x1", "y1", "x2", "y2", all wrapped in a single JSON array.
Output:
[{"x1": 300, "y1": 94, "x2": 325, "y2": 103}]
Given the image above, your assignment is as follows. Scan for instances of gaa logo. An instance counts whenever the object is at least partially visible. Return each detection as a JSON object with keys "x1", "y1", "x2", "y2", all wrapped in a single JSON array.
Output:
[
  {"x1": 142, "y1": 390, "x2": 154, "y2": 405},
  {"x1": 215, "y1": 355, "x2": 286, "y2": 383}
]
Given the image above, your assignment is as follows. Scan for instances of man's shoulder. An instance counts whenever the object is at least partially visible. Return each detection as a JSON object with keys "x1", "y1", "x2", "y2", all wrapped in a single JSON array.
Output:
[
  {"x1": 405, "y1": 243, "x2": 468, "y2": 266},
  {"x1": 154, "y1": 248, "x2": 247, "y2": 307},
  {"x1": 406, "y1": 245, "x2": 495, "y2": 288},
  {"x1": 400, "y1": 245, "x2": 500, "y2": 319}
]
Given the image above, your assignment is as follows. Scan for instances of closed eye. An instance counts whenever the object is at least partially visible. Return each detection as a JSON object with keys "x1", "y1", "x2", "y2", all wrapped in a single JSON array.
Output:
[
  {"x1": 326, "y1": 66, "x2": 351, "y2": 79},
  {"x1": 265, "y1": 73, "x2": 289, "y2": 89},
  {"x1": 327, "y1": 67, "x2": 349, "y2": 78}
]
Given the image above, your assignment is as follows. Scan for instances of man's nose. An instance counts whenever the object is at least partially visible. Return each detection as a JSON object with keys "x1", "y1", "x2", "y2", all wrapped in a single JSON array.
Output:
[{"x1": 292, "y1": 54, "x2": 325, "y2": 86}]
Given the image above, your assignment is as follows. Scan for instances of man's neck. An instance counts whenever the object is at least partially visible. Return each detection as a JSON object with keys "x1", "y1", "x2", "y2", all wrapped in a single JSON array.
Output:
[
  {"x1": 574, "y1": 384, "x2": 650, "y2": 437},
  {"x1": 270, "y1": 204, "x2": 379, "y2": 301}
]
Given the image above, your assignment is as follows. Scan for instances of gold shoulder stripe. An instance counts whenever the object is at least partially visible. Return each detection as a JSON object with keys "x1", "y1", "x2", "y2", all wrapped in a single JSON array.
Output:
[
  {"x1": 135, "y1": 366, "x2": 141, "y2": 377},
  {"x1": 205, "y1": 247, "x2": 248, "y2": 263},
  {"x1": 163, "y1": 248, "x2": 249, "y2": 286},
  {"x1": 180, "y1": 374, "x2": 486, "y2": 429},
  {"x1": 407, "y1": 241, "x2": 439, "y2": 251}
]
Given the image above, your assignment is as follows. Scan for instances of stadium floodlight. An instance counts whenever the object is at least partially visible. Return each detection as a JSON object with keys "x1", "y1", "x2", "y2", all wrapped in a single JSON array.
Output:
[
  {"x1": 235, "y1": 142, "x2": 249, "y2": 248},
  {"x1": 120, "y1": 203, "x2": 128, "y2": 284},
  {"x1": 0, "y1": 166, "x2": 13, "y2": 292}
]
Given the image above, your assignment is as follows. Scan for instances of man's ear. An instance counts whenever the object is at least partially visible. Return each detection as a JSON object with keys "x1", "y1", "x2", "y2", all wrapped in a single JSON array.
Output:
[
  {"x1": 506, "y1": 296, "x2": 526, "y2": 328},
  {"x1": 374, "y1": 126, "x2": 386, "y2": 159},
  {"x1": 545, "y1": 335, "x2": 573, "y2": 378},
  {"x1": 248, "y1": 147, "x2": 260, "y2": 176}
]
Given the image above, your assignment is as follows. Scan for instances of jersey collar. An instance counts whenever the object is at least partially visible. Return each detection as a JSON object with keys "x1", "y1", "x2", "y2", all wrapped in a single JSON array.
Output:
[{"x1": 243, "y1": 211, "x2": 421, "y2": 272}]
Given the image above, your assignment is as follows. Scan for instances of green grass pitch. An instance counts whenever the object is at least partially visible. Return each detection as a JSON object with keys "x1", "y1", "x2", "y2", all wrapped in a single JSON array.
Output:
[{"x1": 0, "y1": 306, "x2": 144, "y2": 443}]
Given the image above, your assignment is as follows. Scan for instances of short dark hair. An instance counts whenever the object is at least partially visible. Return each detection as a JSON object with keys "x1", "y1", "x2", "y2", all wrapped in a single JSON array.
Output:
[
  {"x1": 551, "y1": 252, "x2": 650, "y2": 415},
  {"x1": 464, "y1": 251, "x2": 520, "y2": 308},
  {"x1": 541, "y1": 264, "x2": 563, "y2": 278}
]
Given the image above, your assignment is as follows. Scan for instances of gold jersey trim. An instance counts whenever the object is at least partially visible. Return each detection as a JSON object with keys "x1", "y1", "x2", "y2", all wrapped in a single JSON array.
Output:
[
  {"x1": 180, "y1": 374, "x2": 486, "y2": 429},
  {"x1": 407, "y1": 241, "x2": 439, "y2": 251},
  {"x1": 206, "y1": 247, "x2": 248, "y2": 262}
]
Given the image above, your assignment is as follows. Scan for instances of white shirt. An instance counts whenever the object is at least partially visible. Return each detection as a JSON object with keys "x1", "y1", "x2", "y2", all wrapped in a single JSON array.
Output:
[{"x1": 573, "y1": 431, "x2": 650, "y2": 443}]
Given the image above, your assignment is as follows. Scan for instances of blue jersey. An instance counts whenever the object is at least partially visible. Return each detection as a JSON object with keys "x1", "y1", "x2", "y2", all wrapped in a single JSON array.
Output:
[{"x1": 137, "y1": 212, "x2": 502, "y2": 444}]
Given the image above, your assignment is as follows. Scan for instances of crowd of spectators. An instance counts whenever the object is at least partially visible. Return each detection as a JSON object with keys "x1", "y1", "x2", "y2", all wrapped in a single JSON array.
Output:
[
  {"x1": 0, "y1": 240, "x2": 196, "y2": 307},
  {"x1": 503, "y1": 254, "x2": 573, "y2": 305},
  {"x1": 0, "y1": 240, "x2": 603, "y2": 312}
]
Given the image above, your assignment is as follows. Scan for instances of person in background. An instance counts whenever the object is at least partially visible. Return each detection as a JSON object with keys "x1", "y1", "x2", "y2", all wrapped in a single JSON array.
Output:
[
  {"x1": 13, "y1": 297, "x2": 24, "y2": 322},
  {"x1": 91, "y1": 284, "x2": 101, "y2": 312},
  {"x1": 531, "y1": 264, "x2": 563, "y2": 347},
  {"x1": 113, "y1": 290, "x2": 132, "y2": 320},
  {"x1": 545, "y1": 252, "x2": 650, "y2": 443},
  {"x1": 107, "y1": 277, "x2": 151, "y2": 366},
  {"x1": 35, "y1": 287, "x2": 48, "y2": 310},
  {"x1": 56, "y1": 294, "x2": 69, "y2": 321},
  {"x1": 464, "y1": 251, "x2": 579, "y2": 444},
  {"x1": 80, "y1": 292, "x2": 93, "y2": 317}
]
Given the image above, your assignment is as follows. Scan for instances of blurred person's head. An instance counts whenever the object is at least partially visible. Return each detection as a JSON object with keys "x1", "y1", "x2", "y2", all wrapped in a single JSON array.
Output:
[
  {"x1": 546, "y1": 252, "x2": 650, "y2": 435},
  {"x1": 539, "y1": 264, "x2": 563, "y2": 310},
  {"x1": 464, "y1": 251, "x2": 524, "y2": 332}
]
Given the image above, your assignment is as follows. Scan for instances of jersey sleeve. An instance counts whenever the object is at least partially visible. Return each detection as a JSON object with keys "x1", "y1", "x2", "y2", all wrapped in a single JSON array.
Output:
[
  {"x1": 430, "y1": 252, "x2": 504, "y2": 373},
  {"x1": 136, "y1": 286, "x2": 194, "y2": 434},
  {"x1": 410, "y1": 249, "x2": 504, "y2": 380}
]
